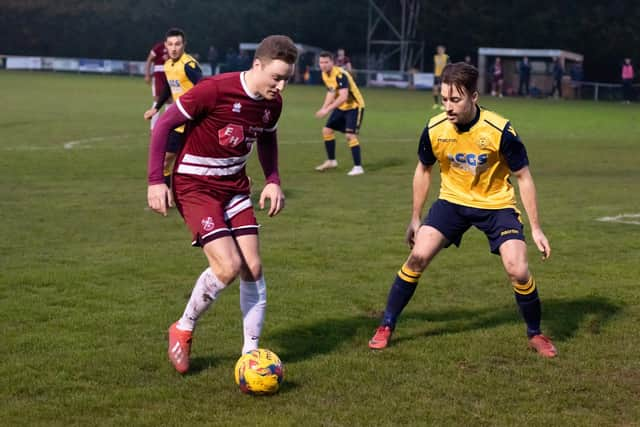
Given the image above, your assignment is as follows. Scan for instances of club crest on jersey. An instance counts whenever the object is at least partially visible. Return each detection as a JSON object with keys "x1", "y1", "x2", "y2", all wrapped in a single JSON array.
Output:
[
  {"x1": 201, "y1": 217, "x2": 215, "y2": 231},
  {"x1": 477, "y1": 133, "x2": 490, "y2": 149},
  {"x1": 218, "y1": 124, "x2": 245, "y2": 147},
  {"x1": 232, "y1": 102, "x2": 242, "y2": 113},
  {"x1": 262, "y1": 109, "x2": 271, "y2": 123}
]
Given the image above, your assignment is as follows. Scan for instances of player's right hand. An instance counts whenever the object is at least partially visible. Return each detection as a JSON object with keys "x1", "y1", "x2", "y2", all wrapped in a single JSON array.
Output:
[
  {"x1": 147, "y1": 183, "x2": 173, "y2": 216},
  {"x1": 405, "y1": 218, "x2": 422, "y2": 248},
  {"x1": 143, "y1": 108, "x2": 158, "y2": 121},
  {"x1": 144, "y1": 74, "x2": 151, "y2": 84}
]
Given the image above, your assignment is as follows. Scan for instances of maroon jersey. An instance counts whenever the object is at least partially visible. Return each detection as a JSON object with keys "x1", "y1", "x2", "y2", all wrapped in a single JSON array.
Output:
[
  {"x1": 173, "y1": 72, "x2": 282, "y2": 193},
  {"x1": 150, "y1": 41, "x2": 168, "y2": 74}
]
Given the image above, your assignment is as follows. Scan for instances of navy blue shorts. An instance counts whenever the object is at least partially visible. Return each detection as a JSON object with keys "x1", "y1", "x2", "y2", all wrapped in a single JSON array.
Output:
[
  {"x1": 326, "y1": 108, "x2": 364, "y2": 134},
  {"x1": 167, "y1": 129, "x2": 185, "y2": 154},
  {"x1": 424, "y1": 199, "x2": 525, "y2": 254}
]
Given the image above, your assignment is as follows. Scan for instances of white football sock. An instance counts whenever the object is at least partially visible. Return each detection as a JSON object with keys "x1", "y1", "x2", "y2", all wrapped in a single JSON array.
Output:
[
  {"x1": 177, "y1": 268, "x2": 226, "y2": 331},
  {"x1": 240, "y1": 276, "x2": 267, "y2": 354}
]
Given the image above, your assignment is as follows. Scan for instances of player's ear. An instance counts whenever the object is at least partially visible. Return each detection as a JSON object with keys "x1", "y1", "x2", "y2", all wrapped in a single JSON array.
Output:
[{"x1": 471, "y1": 91, "x2": 479, "y2": 103}]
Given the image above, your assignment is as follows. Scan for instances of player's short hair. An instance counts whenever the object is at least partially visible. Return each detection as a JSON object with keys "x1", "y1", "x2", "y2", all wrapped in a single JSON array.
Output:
[
  {"x1": 441, "y1": 62, "x2": 479, "y2": 96},
  {"x1": 165, "y1": 27, "x2": 186, "y2": 41},
  {"x1": 254, "y1": 35, "x2": 298, "y2": 64},
  {"x1": 319, "y1": 51, "x2": 335, "y2": 60}
]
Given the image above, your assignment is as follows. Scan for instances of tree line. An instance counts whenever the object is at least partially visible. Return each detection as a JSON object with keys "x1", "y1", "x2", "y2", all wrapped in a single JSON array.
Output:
[{"x1": 1, "y1": 0, "x2": 638, "y2": 81}]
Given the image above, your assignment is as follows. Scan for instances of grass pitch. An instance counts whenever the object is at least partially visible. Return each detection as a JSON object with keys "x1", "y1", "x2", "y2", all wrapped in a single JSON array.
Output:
[{"x1": 0, "y1": 70, "x2": 639, "y2": 426}]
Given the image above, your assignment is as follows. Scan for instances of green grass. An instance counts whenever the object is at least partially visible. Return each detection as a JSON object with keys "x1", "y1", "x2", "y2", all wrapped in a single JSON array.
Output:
[{"x1": 1, "y1": 70, "x2": 639, "y2": 426}]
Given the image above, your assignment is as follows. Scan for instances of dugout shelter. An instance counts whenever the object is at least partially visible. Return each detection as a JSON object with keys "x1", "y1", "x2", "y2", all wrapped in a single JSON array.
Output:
[{"x1": 477, "y1": 47, "x2": 584, "y2": 97}]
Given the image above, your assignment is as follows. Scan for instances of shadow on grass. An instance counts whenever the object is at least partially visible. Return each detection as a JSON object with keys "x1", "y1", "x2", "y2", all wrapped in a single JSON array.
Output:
[
  {"x1": 187, "y1": 354, "x2": 235, "y2": 376},
  {"x1": 364, "y1": 156, "x2": 408, "y2": 172},
  {"x1": 270, "y1": 296, "x2": 621, "y2": 362}
]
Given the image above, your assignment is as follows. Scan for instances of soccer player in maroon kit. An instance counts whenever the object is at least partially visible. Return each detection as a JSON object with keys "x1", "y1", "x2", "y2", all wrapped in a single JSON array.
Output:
[
  {"x1": 147, "y1": 35, "x2": 298, "y2": 374},
  {"x1": 144, "y1": 40, "x2": 170, "y2": 129}
]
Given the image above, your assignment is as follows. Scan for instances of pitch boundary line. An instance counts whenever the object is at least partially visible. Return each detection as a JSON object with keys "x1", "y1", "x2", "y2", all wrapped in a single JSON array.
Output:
[
  {"x1": 596, "y1": 213, "x2": 640, "y2": 225},
  {"x1": 63, "y1": 133, "x2": 140, "y2": 149},
  {"x1": 2, "y1": 135, "x2": 415, "y2": 151}
]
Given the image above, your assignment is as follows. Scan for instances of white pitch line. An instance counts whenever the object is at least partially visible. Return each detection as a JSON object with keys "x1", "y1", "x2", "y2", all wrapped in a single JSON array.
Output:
[
  {"x1": 63, "y1": 133, "x2": 141, "y2": 149},
  {"x1": 596, "y1": 213, "x2": 640, "y2": 225},
  {"x1": 2, "y1": 135, "x2": 414, "y2": 151},
  {"x1": 279, "y1": 137, "x2": 415, "y2": 145}
]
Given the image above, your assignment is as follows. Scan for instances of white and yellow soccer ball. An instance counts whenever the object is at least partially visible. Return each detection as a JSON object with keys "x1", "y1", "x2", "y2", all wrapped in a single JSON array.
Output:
[{"x1": 234, "y1": 348, "x2": 284, "y2": 395}]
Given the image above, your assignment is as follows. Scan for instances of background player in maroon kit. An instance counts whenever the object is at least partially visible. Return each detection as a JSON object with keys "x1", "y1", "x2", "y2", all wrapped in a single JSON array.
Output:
[
  {"x1": 147, "y1": 35, "x2": 298, "y2": 374},
  {"x1": 144, "y1": 40, "x2": 170, "y2": 129}
]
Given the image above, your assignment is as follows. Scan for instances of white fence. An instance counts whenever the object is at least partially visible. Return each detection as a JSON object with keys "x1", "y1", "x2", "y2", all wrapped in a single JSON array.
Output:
[
  {"x1": 3, "y1": 54, "x2": 637, "y2": 101},
  {"x1": 1, "y1": 55, "x2": 213, "y2": 76}
]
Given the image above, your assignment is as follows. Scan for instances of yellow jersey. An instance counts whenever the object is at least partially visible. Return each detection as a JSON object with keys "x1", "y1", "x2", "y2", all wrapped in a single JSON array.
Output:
[
  {"x1": 433, "y1": 53, "x2": 449, "y2": 77},
  {"x1": 419, "y1": 107, "x2": 529, "y2": 210},
  {"x1": 321, "y1": 66, "x2": 365, "y2": 110},
  {"x1": 164, "y1": 53, "x2": 202, "y2": 133}
]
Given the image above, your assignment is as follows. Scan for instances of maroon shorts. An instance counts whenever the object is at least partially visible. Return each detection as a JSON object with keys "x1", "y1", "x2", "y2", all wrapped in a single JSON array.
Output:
[
  {"x1": 152, "y1": 72, "x2": 168, "y2": 98},
  {"x1": 173, "y1": 177, "x2": 259, "y2": 247}
]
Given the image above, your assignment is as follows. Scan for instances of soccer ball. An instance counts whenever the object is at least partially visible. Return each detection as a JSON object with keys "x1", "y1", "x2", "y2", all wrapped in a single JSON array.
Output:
[{"x1": 234, "y1": 348, "x2": 284, "y2": 395}]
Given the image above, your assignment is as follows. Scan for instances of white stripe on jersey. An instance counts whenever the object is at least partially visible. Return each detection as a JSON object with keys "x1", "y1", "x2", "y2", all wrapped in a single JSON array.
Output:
[
  {"x1": 176, "y1": 163, "x2": 246, "y2": 176},
  {"x1": 182, "y1": 152, "x2": 251, "y2": 167},
  {"x1": 153, "y1": 65, "x2": 165, "y2": 72},
  {"x1": 176, "y1": 98, "x2": 193, "y2": 120}
]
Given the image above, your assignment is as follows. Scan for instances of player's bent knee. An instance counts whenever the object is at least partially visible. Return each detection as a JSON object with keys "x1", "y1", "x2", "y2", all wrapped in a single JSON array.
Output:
[
  {"x1": 211, "y1": 256, "x2": 243, "y2": 284},
  {"x1": 505, "y1": 262, "x2": 529, "y2": 284},
  {"x1": 406, "y1": 252, "x2": 430, "y2": 272}
]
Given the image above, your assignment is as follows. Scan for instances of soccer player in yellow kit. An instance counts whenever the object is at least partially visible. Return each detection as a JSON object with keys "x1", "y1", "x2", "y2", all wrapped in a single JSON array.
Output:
[
  {"x1": 144, "y1": 27, "x2": 202, "y2": 187},
  {"x1": 432, "y1": 45, "x2": 449, "y2": 110},
  {"x1": 369, "y1": 62, "x2": 557, "y2": 358},
  {"x1": 315, "y1": 51, "x2": 366, "y2": 176}
]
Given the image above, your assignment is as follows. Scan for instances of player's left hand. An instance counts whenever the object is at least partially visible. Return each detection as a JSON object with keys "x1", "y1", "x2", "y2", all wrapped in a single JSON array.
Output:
[
  {"x1": 531, "y1": 228, "x2": 551, "y2": 260},
  {"x1": 259, "y1": 183, "x2": 285, "y2": 217}
]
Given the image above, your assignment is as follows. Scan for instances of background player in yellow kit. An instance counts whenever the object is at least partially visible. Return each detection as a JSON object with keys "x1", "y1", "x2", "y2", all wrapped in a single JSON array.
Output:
[
  {"x1": 432, "y1": 45, "x2": 449, "y2": 109},
  {"x1": 314, "y1": 51, "x2": 366, "y2": 176},
  {"x1": 144, "y1": 27, "x2": 202, "y2": 187},
  {"x1": 368, "y1": 62, "x2": 557, "y2": 358}
]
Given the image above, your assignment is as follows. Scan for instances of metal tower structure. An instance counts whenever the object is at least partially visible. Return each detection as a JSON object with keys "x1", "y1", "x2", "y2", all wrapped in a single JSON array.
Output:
[{"x1": 366, "y1": 0, "x2": 424, "y2": 73}]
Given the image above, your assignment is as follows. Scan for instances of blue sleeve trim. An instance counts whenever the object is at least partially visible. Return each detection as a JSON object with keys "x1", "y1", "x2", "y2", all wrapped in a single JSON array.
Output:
[
  {"x1": 336, "y1": 73, "x2": 349, "y2": 89},
  {"x1": 185, "y1": 62, "x2": 203, "y2": 85},
  {"x1": 418, "y1": 126, "x2": 436, "y2": 165},
  {"x1": 499, "y1": 121, "x2": 529, "y2": 171}
]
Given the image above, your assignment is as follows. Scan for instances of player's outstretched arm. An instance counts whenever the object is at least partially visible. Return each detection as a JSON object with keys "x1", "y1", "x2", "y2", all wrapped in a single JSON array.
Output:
[
  {"x1": 144, "y1": 52, "x2": 154, "y2": 84},
  {"x1": 147, "y1": 104, "x2": 188, "y2": 216},
  {"x1": 144, "y1": 84, "x2": 172, "y2": 120},
  {"x1": 256, "y1": 130, "x2": 283, "y2": 217},
  {"x1": 315, "y1": 91, "x2": 336, "y2": 118},
  {"x1": 513, "y1": 166, "x2": 551, "y2": 259},
  {"x1": 406, "y1": 162, "x2": 433, "y2": 248}
]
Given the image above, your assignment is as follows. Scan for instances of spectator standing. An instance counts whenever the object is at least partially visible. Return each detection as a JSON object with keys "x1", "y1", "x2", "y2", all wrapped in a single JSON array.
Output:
[
  {"x1": 550, "y1": 57, "x2": 563, "y2": 99},
  {"x1": 622, "y1": 58, "x2": 635, "y2": 103},
  {"x1": 491, "y1": 57, "x2": 504, "y2": 97},
  {"x1": 518, "y1": 57, "x2": 531, "y2": 96}
]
